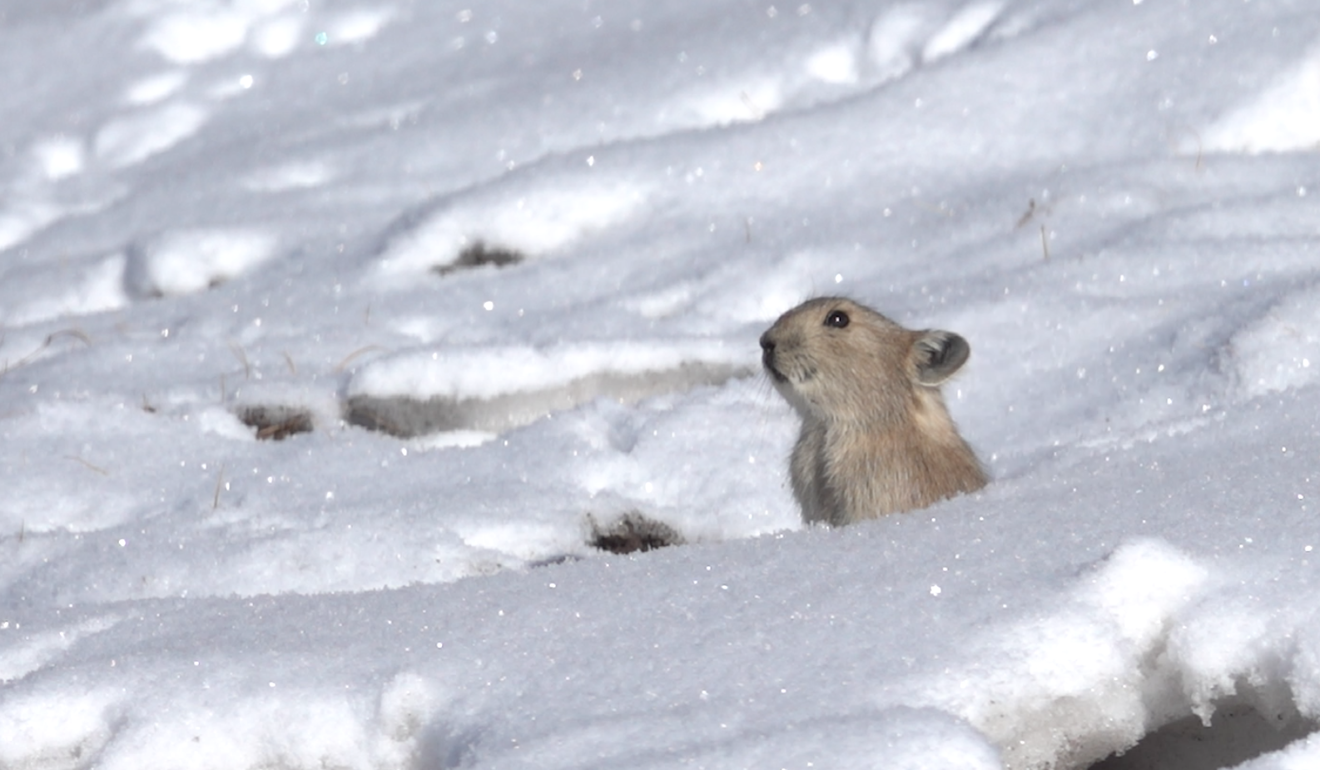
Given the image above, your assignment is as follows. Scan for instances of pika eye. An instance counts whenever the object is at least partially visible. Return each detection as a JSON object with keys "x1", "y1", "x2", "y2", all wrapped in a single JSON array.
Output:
[{"x1": 824, "y1": 310, "x2": 850, "y2": 329}]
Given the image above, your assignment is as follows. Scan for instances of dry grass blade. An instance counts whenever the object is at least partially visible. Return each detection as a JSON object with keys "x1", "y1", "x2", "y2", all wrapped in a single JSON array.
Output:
[
  {"x1": 335, "y1": 345, "x2": 386, "y2": 373},
  {"x1": 48, "y1": 329, "x2": 92, "y2": 346},
  {"x1": 1016, "y1": 199, "x2": 1037, "y2": 228},
  {"x1": 65, "y1": 455, "x2": 109, "y2": 475},
  {"x1": 228, "y1": 342, "x2": 251, "y2": 379},
  {"x1": 213, "y1": 463, "x2": 226, "y2": 510},
  {"x1": 0, "y1": 328, "x2": 92, "y2": 378}
]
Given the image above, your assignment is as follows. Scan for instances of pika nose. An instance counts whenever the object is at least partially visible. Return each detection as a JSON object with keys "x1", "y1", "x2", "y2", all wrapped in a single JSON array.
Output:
[{"x1": 759, "y1": 335, "x2": 775, "y2": 366}]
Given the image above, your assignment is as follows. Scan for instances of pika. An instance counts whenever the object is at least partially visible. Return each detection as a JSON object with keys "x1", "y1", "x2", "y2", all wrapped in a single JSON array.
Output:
[{"x1": 760, "y1": 297, "x2": 987, "y2": 526}]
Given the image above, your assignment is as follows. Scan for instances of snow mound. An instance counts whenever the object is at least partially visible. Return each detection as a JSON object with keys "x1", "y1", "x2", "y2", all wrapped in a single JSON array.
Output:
[
  {"x1": 242, "y1": 160, "x2": 336, "y2": 192},
  {"x1": 249, "y1": 13, "x2": 305, "y2": 58},
  {"x1": 346, "y1": 340, "x2": 755, "y2": 436},
  {"x1": 867, "y1": 0, "x2": 1003, "y2": 81},
  {"x1": 348, "y1": 341, "x2": 753, "y2": 401},
  {"x1": 0, "y1": 200, "x2": 64, "y2": 253},
  {"x1": 135, "y1": 0, "x2": 308, "y2": 64},
  {"x1": 922, "y1": 1, "x2": 1003, "y2": 63},
  {"x1": 1230, "y1": 284, "x2": 1320, "y2": 397},
  {"x1": 321, "y1": 7, "x2": 396, "y2": 46},
  {"x1": 867, "y1": 4, "x2": 938, "y2": 81},
  {"x1": 29, "y1": 135, "x2": 86, "y2": 180},
  {"x1": 806, "y1": 42, "x2": 861, "y2": 85},
  {"x1": 376, "y1": 178, "x2": 652, "y2": 278},
  {"x1": 125, "y1": 70, "x2": 189, "y2": 106},
  {"x1": 1202, "y1": 46, "x2": 1320, "y2": 154},
  {"x1": 139, "y1": 7, "x2": 251, "y2": 64},
  {"x1": 1, "y1": 254, "x2": 129, "y2": 327},
  {"x1": 680, "y1": 77, "x2": 785, "y2": 125},
  {"x1": 93, "y1": 102, "x2": 209, "y2": 168},
  {"x1": 125, "y1": 228, "x2": 278, "y2": 297}
]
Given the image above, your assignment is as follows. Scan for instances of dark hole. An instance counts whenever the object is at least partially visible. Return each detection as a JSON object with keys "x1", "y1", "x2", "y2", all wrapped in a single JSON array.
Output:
[
  {"x1": 1089, "y1": 703, "x2": 1316, "y2": 770},
  {"x1": 433, "y1": 241, "x2": 524, "y2": 276},
  {"x1": 236, "y1": 405, "x2": 314, "y2": 441},
  {"x1": 590, "y1": 512, "x2": 684, "y2": 555}
]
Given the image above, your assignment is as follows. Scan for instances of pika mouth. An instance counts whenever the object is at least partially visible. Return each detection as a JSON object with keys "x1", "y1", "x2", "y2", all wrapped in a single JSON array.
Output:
[
  {"x1": 760, "y1": 335, "x2": 788, "y2": 383},
  {"x1": 762, "y1": 353, "x2": 814, "y2": 387},
  {"x1": 762, "y1": 346, "x2": 792, "y2": 384}
]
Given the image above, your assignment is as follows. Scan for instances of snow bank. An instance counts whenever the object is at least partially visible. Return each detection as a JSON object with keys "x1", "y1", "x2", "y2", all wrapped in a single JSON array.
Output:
[
  {"x1": 345, "y1": 340, "x2": 755, "y2": 436},
  {"x1": 939, "y1": 539, "x2": 1211, "y2": 768},
  {"x1": 348, "y1": 340, "x2": 753, "y2": 401}
]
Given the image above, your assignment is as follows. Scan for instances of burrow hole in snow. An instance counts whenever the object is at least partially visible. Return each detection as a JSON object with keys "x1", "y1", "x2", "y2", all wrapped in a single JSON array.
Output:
[
  {"x1": 588, "y1": 512, "x2": 685, "y2": 555},
  {"x1": 235, "y1": 404, "x2": 315, "y2": 440},
  {"x1": 432, "y1": 241, "x2": 524, "y2": 276},
  {"x1": 1087, "y1": 701, "x2": 1318, "y2": 770}
]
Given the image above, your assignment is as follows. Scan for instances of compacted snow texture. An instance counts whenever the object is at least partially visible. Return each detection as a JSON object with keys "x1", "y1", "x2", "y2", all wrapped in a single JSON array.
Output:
[{"x1": 2, "y1": 0, "x2": 1320, "y2": 768}]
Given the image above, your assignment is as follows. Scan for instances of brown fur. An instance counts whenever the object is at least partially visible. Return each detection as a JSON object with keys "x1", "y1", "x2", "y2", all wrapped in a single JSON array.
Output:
[{"x1": 760, "y1": 297, "x2": 987, "y2": 526}]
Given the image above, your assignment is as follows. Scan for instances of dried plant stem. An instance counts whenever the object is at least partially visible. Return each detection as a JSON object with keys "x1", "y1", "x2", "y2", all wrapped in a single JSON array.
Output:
[
  {"x1": 213, "y1": 463, "x2": 226, "y2": 510},
  {"x1": 65, "y1": 455, "x2": 109, "y2": 475}
]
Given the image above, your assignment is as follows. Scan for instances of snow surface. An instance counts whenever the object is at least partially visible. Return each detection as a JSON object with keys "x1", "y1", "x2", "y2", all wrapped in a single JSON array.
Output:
[{"x1": 2, "y1": 0, "x2": 1320, "y2": 768}]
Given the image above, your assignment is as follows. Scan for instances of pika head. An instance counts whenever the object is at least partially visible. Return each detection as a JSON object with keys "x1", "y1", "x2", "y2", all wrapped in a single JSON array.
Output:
[{"x1": 760, "y1": 297, "x2": 986, "y2": 526}]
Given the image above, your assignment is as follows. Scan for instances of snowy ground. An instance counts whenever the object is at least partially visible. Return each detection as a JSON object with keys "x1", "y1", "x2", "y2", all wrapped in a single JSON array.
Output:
[{"x1": 3, "y1": 0, "x2": 1320, "y2": 768}]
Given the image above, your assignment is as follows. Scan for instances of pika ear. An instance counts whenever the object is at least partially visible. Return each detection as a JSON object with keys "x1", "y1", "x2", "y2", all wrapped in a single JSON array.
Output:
[{"x1": 912, "y1": 330, "x2": 970, "y2": 386}]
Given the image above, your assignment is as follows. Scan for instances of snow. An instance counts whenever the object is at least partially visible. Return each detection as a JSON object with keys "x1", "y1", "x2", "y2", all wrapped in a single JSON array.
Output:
[
  {"x1": 1202, "y1": 44, "x2": 1320, "y2": 154},
  {"x1": 920, "y1": 1, "x2": 1002, "y2": 64},
  {"x1": 2, "y1": 0, "x2": 1320, "y2": 768},
  {"x1": 125, "y1": 228, "x2": 279, "y2": 297},
  {"x1": 1233, "y1": 284, "x2": 1320, "y2": 397},
  {"x1": 349, "y1": 341, "x2": 751, "y2": 400}
]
